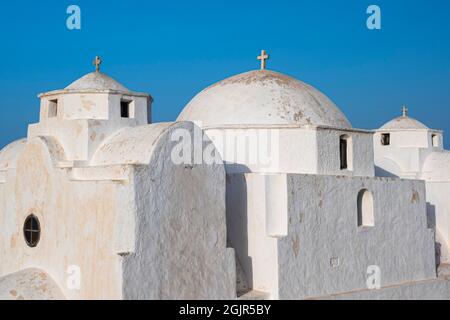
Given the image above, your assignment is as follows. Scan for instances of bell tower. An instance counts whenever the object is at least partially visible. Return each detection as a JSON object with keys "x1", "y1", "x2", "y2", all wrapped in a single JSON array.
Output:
[{"x1": 28, "y1": 57, "x2": 153, "y2": 162}]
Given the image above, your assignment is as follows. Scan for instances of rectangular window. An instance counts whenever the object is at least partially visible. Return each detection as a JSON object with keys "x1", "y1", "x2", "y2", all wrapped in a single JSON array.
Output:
[
  {"x1": 432, "y1": 134, "x2": 439, "y2": 147},
  {"x1": 48, "y1": 99, "x2": 58, "y2": 118},
  {"x1": 340, "y1": 137, "x2": 348, "y2": 170},
  {"x1": 381, "y1": 133, "x2": 390, "y2": 146},
  {"x1": 121, "y1": 100, "x2": 131, "y2": 118}
]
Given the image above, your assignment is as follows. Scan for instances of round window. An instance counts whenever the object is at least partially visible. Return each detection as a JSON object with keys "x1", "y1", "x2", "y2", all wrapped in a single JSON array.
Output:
[{"x1": 23, "y1": 214, "x2": 41, "y2": 248}]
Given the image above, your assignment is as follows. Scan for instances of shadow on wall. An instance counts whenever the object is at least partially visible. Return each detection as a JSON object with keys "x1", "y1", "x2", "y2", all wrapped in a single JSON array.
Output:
[
  {"x1": 426, "y1": 202, "x2": 442, "y2": 268},
  {"x1": 374, "y1": 166, "x2": 399, "y2": 178},
  {"x1": 225, "y1": 167, "x2": 253, "y2": 297}
]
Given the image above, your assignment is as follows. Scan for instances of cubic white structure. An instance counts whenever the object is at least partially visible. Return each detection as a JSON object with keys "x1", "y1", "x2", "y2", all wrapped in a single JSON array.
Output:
[
  {"x1": 0, "y1": 65, "x2": 235, "y2": 300},
  {"x1": 374, "y1": 108, "x2": 450, "y2": 266},
  {"x1": 0, "y1": 56, "x2": 449, "y2": 300}
]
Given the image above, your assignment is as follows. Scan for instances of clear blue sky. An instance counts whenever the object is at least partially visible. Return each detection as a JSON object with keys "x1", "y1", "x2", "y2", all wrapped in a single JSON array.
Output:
[{"x1": 1, "y1": 0, "x2": 449, "y2": 148}]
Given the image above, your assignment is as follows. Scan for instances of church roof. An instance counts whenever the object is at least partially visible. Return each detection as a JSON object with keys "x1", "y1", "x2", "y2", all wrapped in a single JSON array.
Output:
[
  {"x1": 177, "y1": 70, "x2": 352, "y2": 129},
  {"x1": 38, "y1": 70, "x2": 150, "y2": 98},
  {"x1": 0, "y1": 139, "x2": 27, "y2": 171},
  {"x1": 379, "y1": 115, "x2": 429, "y2": 130},
  {"x1": 65, "y1": 71, "x2": 129, "y2": 92},
  {"x1": 422, "y1": 151, "x2": 450, "y2": 181}
]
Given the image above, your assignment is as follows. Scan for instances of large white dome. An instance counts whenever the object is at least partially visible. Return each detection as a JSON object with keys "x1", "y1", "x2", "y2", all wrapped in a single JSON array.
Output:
[{"x1": 177, "y1": 70, "x2": 351, "y2": 128}]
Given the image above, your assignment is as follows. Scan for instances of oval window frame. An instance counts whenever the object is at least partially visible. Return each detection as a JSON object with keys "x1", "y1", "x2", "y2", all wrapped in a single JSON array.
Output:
[{"x1": 23, "y1": 214, "x2": 41, "y2": 248}]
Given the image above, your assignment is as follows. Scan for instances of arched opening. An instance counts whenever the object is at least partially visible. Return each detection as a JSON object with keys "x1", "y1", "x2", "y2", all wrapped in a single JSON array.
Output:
[{"x1": 357, "y1": 189, "x2": 374, "y2": 227}]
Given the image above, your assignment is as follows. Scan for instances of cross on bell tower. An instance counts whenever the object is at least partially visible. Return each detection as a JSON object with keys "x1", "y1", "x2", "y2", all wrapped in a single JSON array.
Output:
[
  {"x1": 257, "y1": 50, "x2": 270, "y2": 70},
  {"x1": 402, "y1": 106, "x2": 408, "y2": 117},
  {"x1": 93, "y1": 56, "x2": 102, "y2": 72}
]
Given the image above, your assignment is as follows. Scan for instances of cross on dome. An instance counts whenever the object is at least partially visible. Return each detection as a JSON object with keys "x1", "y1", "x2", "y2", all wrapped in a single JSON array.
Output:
[
  {"x1": 257, "y1": 50, "x2": 270, "y2": 70},
  {"x1": 93, "y1": 56, "x2": 102, "y2": 72},
  {"x1": 402, "y1": 106, "x2": 408, "y2": 117}
]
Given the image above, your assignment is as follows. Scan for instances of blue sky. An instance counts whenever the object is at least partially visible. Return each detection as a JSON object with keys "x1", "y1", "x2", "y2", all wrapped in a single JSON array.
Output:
[{"x1": 0, "y1": 0, "x2": 449, "y2": 148}]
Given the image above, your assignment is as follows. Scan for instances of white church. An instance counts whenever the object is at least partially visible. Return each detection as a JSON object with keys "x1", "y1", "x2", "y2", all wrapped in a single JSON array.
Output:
[{"x1": 0, "y1": 53, "x2": 449, "y2": 300}]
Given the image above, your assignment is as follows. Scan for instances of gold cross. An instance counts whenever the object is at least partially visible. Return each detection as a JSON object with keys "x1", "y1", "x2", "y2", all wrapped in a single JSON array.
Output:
[
  {"x1": 257, "y1": 50, "x2": 270, "y2": 70},
  {"x1": 402, "y1": 106, "x2": 408, "y2": 117},
  {"x1": 93, "y1": 56, "x2": 102, "y2": 72}
]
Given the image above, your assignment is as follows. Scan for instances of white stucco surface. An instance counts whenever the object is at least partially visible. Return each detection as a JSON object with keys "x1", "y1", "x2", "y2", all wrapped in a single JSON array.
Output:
[
  {"x1": 227, "y1": 173, "x2": 437, "y2": 299},
  {"x1": 0, "y1": 269, "x2": 65, "y2": 300},
  {"x1": 118, "y1": 122, "x2": 236, "y2": 299},
  {"x1": 203, "y1": 126, "x2": 374, "y2": 177},
  {"x1": 65, "y1": 72, "x2": 129, "y2": 92},
  {"x1": 0, "y1": 67, "x2": 237, "y2": 300},
  {"x1": 380, "y1": 115, "x2": 429, "y2": 130},
  {"x1": 178, "y1": 70, "x2": 351, "y2": 128},
  {"x1": 0, "y1": 122, "x2": 236, "y2": 300},
  {"x1": 0, "y1": 139, "x2": 27, "y2": 170},
  {"x1": 1, "y1": 65, "x2": 450, "y2": 300},
  {"x1": 375, "y1": 113, "x2": 450, "y2": 265},
  {"x1": 280, "y1": 174, "x2": 436, "y2": 299},
  {"x1": 422, "y1": 151, "x2": 450, "y2": 181}
]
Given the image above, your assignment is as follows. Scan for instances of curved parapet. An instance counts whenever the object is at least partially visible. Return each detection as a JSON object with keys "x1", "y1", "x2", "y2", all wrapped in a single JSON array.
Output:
[
  {"x1": 91, "y1": 122, "x2": 183, "y2": 166},
  {"x1": 0, "y1": 269, "x2": 65, "y2": 300},
  {"x1": 115, "y1": 121, "x2": 236, "y2": 299},
  {"x1": 422, "y1": 151, "x2": 450, "y2": 182},
  {"x1": 0, "y1": 139, "x2": 27, "y2": 171}
]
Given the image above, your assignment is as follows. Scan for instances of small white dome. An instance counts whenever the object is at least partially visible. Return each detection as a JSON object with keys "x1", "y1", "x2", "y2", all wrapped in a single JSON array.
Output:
[
  {"x1": 422, "y1": 152, "x2": 450, "y2": 181},
  {"x1": 177, "y1": 70, "x2": 351, "y2": 128},
  {"x1": 380, "y1": 115, "x2": 428, "y2": 130},
  {"x1": 65, "y1": 72, "x2": 129, "y2": 92}
]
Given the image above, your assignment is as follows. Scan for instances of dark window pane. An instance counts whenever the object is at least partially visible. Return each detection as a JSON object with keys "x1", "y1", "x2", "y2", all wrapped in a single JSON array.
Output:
[
  {"x1": 31, "y1": 217, "x2": 38, "y2": 230},
  {"x1": 381, "y1": 133, "x2": 390, "y2": 146},
  {"x1": 23, "y1": 215, "x2": 40, "y2": 248},
  {"x1": 121, "y1": 101, "x2": 130, "y2": 118},
  {"x1": 24, "y1": 218, "x2": 32, "y2": 230},
  {"x1": 340, "y1": 138, "x2": 348, "y2": 170}
]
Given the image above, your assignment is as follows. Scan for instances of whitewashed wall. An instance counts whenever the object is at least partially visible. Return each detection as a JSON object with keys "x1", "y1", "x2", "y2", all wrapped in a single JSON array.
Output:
[
  {"x1": 280, "y1": 174, "x2": 436, "y2": 299},
  {"x1": 206, "y1": 126, "x2": 374, "y2": 177},
  {"x1": 31, "y1": 92, "x2": 151, "y2": 161},
  {"x1": 227, "y1": 172, "x2": 436, "y2": 299},
  {"x1": 0, "y1": 121, "x2": 236, "y2": 300},
  {"x1": 425, "y1": 182, "x2": 450, "y2": 264},
  {"x1": 121, "y1": 122, "x2": 236, "y2": 299},
  {"x1": 0, "y1": 137, "x2": 126, "y2": 299},
  {"x1": 316, "y1": 128, "x2": 374, "y2": 177}
]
